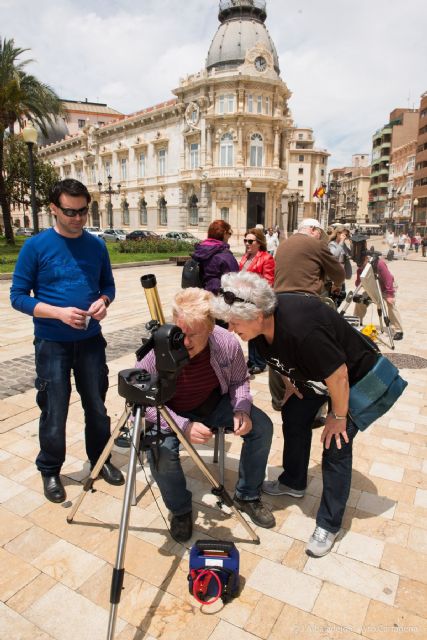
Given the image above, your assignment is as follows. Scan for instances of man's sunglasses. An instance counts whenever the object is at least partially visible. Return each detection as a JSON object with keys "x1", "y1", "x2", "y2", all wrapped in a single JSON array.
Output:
[
  {"x1": 58, "y1": 206, "x2": 89, "y2": 217},
  {"x1": 243, "y1": 239, "x2": 255, "y2": 244},
  {"x1": 219, "y1": 288, "x2": 255, "y2": 306}
]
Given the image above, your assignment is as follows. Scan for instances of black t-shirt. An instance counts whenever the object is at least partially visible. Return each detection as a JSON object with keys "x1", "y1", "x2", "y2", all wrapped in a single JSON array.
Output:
[{"x1": 253, "y1": 293, "x2": 378, "y2": 397}]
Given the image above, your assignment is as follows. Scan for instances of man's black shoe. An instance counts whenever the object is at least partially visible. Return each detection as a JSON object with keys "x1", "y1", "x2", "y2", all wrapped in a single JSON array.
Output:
[
  {"x1": 170, "y1": 511, "x2": 193, "y2": 542},
  {"x1": 91, "y1": 462, "x2": 125, "y2": 486},
  {"x1": 393, "y1": 332, "x2": 403, "y2": 341},
  {"x1": 114, "y1": 427, "x2": 132, "y2": 448},
  {"x1": 42, "y1": 475, "x2": 66, "y2": 503},
  {"x1": 233, "y1": 496, "x2": 275, "y2": 528}
]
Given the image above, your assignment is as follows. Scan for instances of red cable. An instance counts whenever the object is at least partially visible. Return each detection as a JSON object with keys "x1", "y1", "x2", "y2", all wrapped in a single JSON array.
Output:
[{"x1": 191, "y1": 569, "x2": 222, "y2": 605}]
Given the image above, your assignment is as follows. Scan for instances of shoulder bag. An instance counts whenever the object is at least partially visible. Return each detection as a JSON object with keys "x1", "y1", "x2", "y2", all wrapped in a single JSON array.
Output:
[{"x1": 348, "y1": 331, "x2": 407, "y2": 431}]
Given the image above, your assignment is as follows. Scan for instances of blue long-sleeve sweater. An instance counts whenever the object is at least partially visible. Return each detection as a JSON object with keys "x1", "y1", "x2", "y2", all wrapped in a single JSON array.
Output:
[{"x1": 10, "y1": 228, "x2": 115, "y2": 341}]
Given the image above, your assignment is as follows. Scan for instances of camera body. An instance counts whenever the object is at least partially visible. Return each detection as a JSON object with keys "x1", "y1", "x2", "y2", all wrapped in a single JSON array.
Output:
[{"x1": 118, "y1": 322, "x2": 189, "y2": 407}]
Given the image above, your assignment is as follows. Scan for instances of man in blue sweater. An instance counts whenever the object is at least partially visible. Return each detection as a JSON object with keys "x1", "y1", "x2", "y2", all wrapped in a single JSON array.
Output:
[{"x1": 10, "y1": 179, "x2": 124, "y2": 503}]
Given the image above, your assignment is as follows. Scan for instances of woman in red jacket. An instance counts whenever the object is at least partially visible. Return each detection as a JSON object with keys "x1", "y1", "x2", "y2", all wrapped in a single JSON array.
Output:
[{"x1": 239, "y1": 228, "x2": 275, "y2": 374}]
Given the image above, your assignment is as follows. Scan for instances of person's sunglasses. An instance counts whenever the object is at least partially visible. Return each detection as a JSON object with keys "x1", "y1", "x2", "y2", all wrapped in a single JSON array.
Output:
[
  {"x1": 58, "y1": 206, "x2": 89, "y2": 217},
  {"x1": 243, "y1": 239, "x2": 255, "y2": 244},
  {"x1": 219, "y1": 288, "x2": 255, "y2": 306}
]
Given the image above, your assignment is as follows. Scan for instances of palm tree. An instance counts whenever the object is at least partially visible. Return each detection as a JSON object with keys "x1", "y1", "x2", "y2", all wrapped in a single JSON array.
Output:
[{"x1": 0, "y1": 37, "x2": 63, "y2": 243}]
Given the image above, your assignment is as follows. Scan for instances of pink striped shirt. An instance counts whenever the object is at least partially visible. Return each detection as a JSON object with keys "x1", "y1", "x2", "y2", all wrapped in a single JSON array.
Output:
[{"x1": 135, "y1": 326, "x2": 252, "y2": 432}]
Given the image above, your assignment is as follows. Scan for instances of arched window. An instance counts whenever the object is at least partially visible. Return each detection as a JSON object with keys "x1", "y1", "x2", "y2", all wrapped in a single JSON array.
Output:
[
  {"x1": 91, "y1": 201, "x2": 100, "y2": 227},
  {"x1": 121, "y1": 200, "x2": 130, "y2": 226},
  {"x1": 139, "y1": 198, "x2": 147, "y2": 225},
  {"x1": 188, "y1": 194, "x2": 198, "y2": 226},
  {"x1": 220, "y1": 133, "x2": 234, "y2": 167},
  {"x1": 158, "y1": 197, "x2": 167, "y2": 226},
  {"x1": 250, "y1": 133, "x2": 263, "y2": 167}
]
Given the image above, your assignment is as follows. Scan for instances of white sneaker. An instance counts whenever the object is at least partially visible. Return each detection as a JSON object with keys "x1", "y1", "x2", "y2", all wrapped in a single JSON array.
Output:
[
  {"x1": 306, "y1": 526, "x2": 338, "y2": 557},
  {"x1": 262, "y1": 480, "x2": 305, "y2": 498}
]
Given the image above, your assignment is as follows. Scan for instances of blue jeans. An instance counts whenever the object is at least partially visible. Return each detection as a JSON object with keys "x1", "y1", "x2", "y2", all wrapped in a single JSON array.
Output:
[
  {"x1": 34, "y1": 334, "x2": 110, "y2": 476},
  {"x1": 280, "y1": 393, "x2": 358, "y2": 534},
  {"x1": 147, "y1": 394, "x2": 273, "y2": 516}
]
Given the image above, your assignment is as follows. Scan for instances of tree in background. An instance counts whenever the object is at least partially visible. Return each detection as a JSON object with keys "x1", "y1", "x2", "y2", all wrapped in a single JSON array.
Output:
[
  {"x1": 0, "y1": 37, "x2": 62, "y2": 243},
  {"x1": 4, "y1": 135, "x2": 59, "y2": 227}
]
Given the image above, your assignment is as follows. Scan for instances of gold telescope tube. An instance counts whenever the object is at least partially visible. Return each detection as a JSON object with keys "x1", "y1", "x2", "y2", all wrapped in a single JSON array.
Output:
[{"x1": 140, "y1": 274, "x2": 166, "y2": 324}]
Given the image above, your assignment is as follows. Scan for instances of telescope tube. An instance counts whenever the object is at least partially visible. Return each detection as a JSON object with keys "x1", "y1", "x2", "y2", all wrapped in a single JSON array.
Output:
[{"x1": 141, "y1": 274, "x2": 166, "y2": 324}]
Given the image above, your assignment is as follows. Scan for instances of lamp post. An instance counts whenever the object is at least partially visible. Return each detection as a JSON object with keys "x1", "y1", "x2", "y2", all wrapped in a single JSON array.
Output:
[
  {"x1": 22, "y1": 123, "x2": 39, "y2": 234},
  {"x1": 287, "y1": 192, "x2": 303, "y2": 233},
  {"x1": 412, "y1": 198, "x2": 419, "y2": 227},
  {"x1": 388, "y1": 187, "x2": 397, "y2": 232},
  {"x1": 244, "y1": 178, "x2": 252, "y2": 231},
  {"x1": 98, "y1": 175, "x2": 121, "y2": 230}
]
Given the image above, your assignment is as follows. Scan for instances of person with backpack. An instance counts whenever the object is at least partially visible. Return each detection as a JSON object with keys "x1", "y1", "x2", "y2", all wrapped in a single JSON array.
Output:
[{"x1": 183, "y1": 220, "x2": 239, "y2": 293}]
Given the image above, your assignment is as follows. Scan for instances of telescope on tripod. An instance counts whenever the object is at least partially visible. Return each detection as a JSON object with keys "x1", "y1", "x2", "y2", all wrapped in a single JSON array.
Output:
[
  {"x1": 66, "y1": 273, "x2": 259, "y2": 639},
  {"x1": 338, "y1": 235, "x2": 395, "y2": 349}
]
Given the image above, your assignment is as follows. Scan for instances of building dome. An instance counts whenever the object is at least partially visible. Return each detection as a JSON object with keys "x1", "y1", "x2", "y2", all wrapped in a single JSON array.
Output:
[{"x1": 206, "y1": 0, "x2": 280, "y2": 74}]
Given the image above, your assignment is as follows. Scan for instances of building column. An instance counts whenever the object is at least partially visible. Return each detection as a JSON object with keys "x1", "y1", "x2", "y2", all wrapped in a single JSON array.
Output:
[
  {"x1": 273, "y1": 128, "x2": 280, "y2": 168},
  {"x1": 206, "y1": 125, "x2": 213, "y2": 167},
  {"x1": 237, "y1": 124, "x2": 243, "y2": 167}
]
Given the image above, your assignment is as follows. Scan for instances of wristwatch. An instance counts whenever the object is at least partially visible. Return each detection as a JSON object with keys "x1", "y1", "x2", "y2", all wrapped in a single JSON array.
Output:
[
  {"x1": 100, "y1": 295, "x2": 110, "y2": 308},
  {"x1": 332, "y1": 412, "x2": 347, "y2": 420}
]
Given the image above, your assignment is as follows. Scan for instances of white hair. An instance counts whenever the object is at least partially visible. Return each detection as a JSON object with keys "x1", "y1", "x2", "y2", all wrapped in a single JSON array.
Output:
[{"x1": 211, "y1": 271, "x2": 277, "y2": 322}]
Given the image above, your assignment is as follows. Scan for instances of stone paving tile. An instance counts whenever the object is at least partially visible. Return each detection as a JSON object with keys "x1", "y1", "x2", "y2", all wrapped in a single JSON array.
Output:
[
  {"x1": 0, "y1": 547, "x2": 40, "y2": 601},
  {"x1": 380, "y1": 543, "x2": 427, "y2": 585},
  {"x1": 312, "y1": 582, "x2": 370, "y2": 634},
  {"x1": 243, "y1": 595, "x2": 284, "y2": 639},
  {"x1": 0, "y1": 602, "x2": 54, "y2": 639},
  {"x1": 395, "y1": 577, "x2": 427, "y2": 619},
  {"x1": 269, "y1": 603, "x2": 365, "y2": 640},
  {"x1": 24, "y1": 582, "x2": 127, "y2": 640},
  {"x1": 247, "y1": 558, "x2": 322, "y2": 611},
  {"x1": 1, "y1": 258, "x2": 427, "y2": 639},
  {"x1": 363, "y1": 600, "x2": 427, "y2": 640},
  {"x1": 335, "y1": 530, "x2": 385, "y2": 567},
  {"x1": 304, "y1": 554, "x2": 399, "y2": 605}
]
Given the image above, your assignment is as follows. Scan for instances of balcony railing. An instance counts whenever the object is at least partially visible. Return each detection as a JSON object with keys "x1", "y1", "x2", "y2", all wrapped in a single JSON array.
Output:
[{"x1": 201, "y1": 167, "x2": 287, "y2": 181}]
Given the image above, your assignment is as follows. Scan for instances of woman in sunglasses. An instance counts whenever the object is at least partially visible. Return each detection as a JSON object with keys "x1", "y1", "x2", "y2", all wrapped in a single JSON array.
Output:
[{"x1": 239, "y1": 228, "x2": 275, "y2": 375}]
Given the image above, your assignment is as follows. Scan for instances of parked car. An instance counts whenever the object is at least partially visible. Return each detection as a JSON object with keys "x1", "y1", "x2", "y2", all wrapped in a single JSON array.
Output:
[
  {"x1": 125, "y1": 230, "x2": 160, "y2": 241},
  {"x1": 163, "y1": 231, "x2": 199, "y2": 243},
  {"x1": 15, "y1": 227, "x2": 34, "y2": 236},
  {"x1": 84, "y1": 226, "x2": 104, "y2": 237},
  {"x1": 100, "y1": 229, "x2": 126, "y2": 242}
]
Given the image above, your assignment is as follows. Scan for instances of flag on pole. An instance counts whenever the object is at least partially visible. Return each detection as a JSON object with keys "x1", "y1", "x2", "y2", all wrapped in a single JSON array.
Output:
[{"x1": 313, "y1": 183, "x2": 326, "y2": 198}]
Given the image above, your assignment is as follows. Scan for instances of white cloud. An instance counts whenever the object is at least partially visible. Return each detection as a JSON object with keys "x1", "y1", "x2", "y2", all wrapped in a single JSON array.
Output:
[{"x1": 1, "y1": 0, "x2": 426, "y2": 167}]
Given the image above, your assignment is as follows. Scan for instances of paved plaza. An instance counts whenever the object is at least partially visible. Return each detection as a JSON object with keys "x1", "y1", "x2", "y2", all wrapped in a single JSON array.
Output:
[{"x1": 0, "y1": 246, "x2": 427, "y2": 640}]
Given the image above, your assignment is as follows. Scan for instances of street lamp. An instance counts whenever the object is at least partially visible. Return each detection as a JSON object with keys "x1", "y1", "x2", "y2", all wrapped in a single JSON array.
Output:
[
  {"x1": 98, "y1": 175, "x2": 121, "y2": 230},
  {"x1": 412, "y1": 198, "x2": 419, "y2": 226},
  {"x1": 22, "y1": 122, "x2": 39, "y2": 234},
  {"x1": 388, "y1": 187, "x2": 397, "y2": 231},
  {"x1": 287, "y1": 193, "x2": 303, "y2": 233}
]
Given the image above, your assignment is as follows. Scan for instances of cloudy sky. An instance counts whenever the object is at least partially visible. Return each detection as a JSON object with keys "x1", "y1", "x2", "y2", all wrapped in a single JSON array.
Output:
[{"x1": 1, "y1": 0, "x2": 426, "y2": 168}]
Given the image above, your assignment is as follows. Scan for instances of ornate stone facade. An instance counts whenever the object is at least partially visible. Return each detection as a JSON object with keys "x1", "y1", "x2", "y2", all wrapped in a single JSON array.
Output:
[{"x1": 38, "y1": 1, "x2": 328, "y2": 241}]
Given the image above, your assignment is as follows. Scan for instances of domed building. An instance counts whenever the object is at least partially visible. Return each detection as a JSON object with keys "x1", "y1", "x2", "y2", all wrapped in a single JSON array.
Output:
[{"x1": 38, "y1": 0, "x2": 328, "y2": 238}]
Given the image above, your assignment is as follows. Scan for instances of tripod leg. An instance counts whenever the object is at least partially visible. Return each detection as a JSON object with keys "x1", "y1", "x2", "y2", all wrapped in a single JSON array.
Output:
[
  {"x1": 159, "y1": 407, "x2": 259, "y2": 543},
  {"x1": 107, "y1": 406, "x2": 144, "y2": 640},
  {"x1": 67, "y1": 408, "x2": 131, "y2": 523},
  {"x1": 370, "y1": 275, "x2": 394, "y2": 349},
  {"x1": 338, "y1": 283, "x2": 364, "y2": 316}
]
